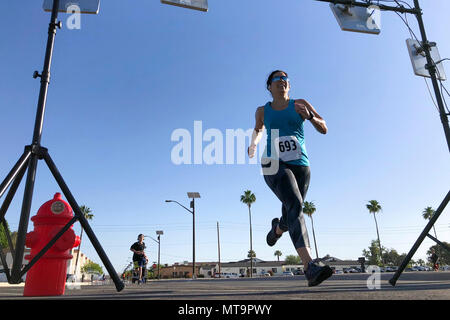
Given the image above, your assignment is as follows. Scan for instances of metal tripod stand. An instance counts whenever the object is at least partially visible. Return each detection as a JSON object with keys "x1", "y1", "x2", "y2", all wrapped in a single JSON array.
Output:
[
  {"x1": 315, "y1": 0, "x2": 449, "y2": 286},
  {"x1": 0, "y1": 0, "x2": 124, "y2": 292},
  {"x1": 389, "y1": 0, "x2": 450, "y2": 286}
]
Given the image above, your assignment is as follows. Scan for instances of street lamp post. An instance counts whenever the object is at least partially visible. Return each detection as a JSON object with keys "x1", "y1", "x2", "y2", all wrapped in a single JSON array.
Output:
[
  {"x1": 191, "y1": 198, "x2": 196, "y2": 279},
  {"x1": 146, "y1": 231, "x2": 163, "y2": 280},
  {"x1": 166, "y1": 192, "x2": 200, "y2": 279},
  {"x1": 156, "y1": 230, "x2": 163, "y2": 279}
]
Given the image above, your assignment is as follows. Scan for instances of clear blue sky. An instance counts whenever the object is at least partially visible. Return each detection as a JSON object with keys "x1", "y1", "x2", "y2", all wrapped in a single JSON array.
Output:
[{"x1": 1, "y1": 0, "x2": 449, "y2": 274}]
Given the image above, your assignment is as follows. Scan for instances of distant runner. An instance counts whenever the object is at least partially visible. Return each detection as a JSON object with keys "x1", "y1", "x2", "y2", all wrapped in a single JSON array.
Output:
[
  {"x1": 430, "y1": 249, "x2": 439, "y2": 271},
  {"x1": 248, "y1": 70, "x2": 332, "y2": 287},
  {"x1": 130, "y1": 234, "x2": 148, "y2": 284}
]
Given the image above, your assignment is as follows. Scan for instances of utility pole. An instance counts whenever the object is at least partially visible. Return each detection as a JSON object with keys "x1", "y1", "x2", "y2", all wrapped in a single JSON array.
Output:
[{"x1": 217, "y1": 221, "x2": 221, "y2": 278}]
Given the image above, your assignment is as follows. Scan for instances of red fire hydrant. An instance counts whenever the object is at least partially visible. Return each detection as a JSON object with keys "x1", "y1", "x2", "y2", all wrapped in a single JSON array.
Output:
[{"x1": 23, "y1": 193, "x2": 80, "y2": 297}]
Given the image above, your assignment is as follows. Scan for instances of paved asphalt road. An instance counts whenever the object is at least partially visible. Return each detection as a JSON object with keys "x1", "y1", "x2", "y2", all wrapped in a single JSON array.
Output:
[{"x1": 0, "y1": 271, "x2": 449, "y2": 300}]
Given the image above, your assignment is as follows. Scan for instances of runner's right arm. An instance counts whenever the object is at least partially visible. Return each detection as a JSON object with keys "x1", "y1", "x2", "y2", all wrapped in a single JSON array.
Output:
[{"x1": 248, "y1": 106, "x2": 264, "y2": 158}]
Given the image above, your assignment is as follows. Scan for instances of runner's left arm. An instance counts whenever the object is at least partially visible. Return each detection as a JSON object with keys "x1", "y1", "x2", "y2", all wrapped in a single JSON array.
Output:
[{"x1": 295, "y1": 99, "x2": 328, "y2": 134}]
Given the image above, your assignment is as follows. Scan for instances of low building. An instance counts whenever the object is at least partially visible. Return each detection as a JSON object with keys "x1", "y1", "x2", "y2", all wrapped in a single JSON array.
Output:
[
  {"x1": 159, "y1": 262, "x2": 218, "y2": 279},
  {"x1": 67, "y1": 248, "x2": 95, "y2": 279},
  {"x1": 157, "y1": 257, "x2": 367, "y2": 279},
  {"x1": 321, "y1": 256, "x2": 367, "y2": 272},
  {"x1": 219, "y1": 258, "x2": 303, "y2": 276}
]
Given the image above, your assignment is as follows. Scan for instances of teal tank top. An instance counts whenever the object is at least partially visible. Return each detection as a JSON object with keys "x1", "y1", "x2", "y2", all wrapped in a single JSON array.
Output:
[{"x1": 263, "y1": 99, "x2": 310, "y2": 167}]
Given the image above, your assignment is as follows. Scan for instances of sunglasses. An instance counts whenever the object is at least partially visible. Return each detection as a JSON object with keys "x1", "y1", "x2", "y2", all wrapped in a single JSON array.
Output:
[{"x1": 271, "y1": 76, "x2": 289, "y2": 83}]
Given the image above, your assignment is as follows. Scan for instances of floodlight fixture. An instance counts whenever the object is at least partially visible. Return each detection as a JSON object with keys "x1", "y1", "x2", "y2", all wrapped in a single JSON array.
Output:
[
  {"x1": 156, "y1": 230, "x2": 164, "y2": 235},
  {"x1": 406, "y1": 39, "x2": 446, "y2": 81},
  {"x1": 330, "y1": 3, "x2": 381, "y2": 35},
  {"x1": 161, "y1": 0, "x2": 208, "y2": 12},
  {"x1": 43, "y1": 0, "x2": 100, "y2": 14}
]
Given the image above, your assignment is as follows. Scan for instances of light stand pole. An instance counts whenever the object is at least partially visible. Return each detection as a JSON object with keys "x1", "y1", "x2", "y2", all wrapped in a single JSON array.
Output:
[
  {"x1": 315, "y1": 0, "x2": 450, "y2": 286},
  {"x1": 158, "y1": 234, "x2": 161, "y2": 279},
  {"x1": 166, "y1": 192, "x2": 200, "y2": 279},
  {"x1": 148, "y1": 231, "x2": 164, "y2": 279},
  {"x1": 217, "y1": 221, "x2": 221, "y2": 278},
  {"x1": 0, "y1": 0, "x2": 123, "y2": 291},
  {"x1": 388, "y1": 0, "x2": 450, "y2": 286}
]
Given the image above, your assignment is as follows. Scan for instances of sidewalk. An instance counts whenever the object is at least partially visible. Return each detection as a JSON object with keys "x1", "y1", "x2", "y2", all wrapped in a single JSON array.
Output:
[
  {"x1": 0, "y1": 281, "x2": 97, "y2": 288},
  {"x1": 0, "y1": 282, "x2": 24, "y2": 287}
]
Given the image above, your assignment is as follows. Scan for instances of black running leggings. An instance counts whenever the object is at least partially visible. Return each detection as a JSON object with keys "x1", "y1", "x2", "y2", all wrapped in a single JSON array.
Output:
[{"x1": 263, "y1": 161, "x2": 311, "y2": 249}]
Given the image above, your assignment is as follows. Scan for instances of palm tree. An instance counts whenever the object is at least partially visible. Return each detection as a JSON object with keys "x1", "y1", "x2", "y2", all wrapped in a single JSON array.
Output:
[
  {"x1": 303, "y1": 201, "x2": 319, "y2": 259},
  {"x1": 241, "y1": 190, "x2": 256, "y2": 278},
  {"x1": 73, "y1": 205, "x2": 94, "y2": 280},
  {"x1": 274, "y1": 250, "x2": 282, "y2": 262},
  {"x1": 423, "y1": 207, "x2": 442, "y2": 266},
  {"x1": 422, "y1": 207, "x2": 438, "y2": 238},
  {"x1": 366, "y1": 200, "x2": 383, "y2": 265},
  {"x1": 10, "y1": 231, "x2": 18, "y2": 248}
]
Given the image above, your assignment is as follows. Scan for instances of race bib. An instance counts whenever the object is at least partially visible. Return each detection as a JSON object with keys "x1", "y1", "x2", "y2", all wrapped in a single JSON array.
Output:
[{"x1": 274, "y1": 136, "x2": 302, "y2": 162}]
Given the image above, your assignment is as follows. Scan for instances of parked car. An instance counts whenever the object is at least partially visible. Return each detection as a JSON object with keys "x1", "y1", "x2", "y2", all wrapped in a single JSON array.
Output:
[
  {"x1": 0, "y1": 269, "x2": 26, "y2": 282},
  {"x1": 334, "y1": 270, "x2": 343, "y2": 274},
  {"x1": 293, "y1": 269, "x2": 304, "y2": 275},
  {"x1": 214, "y1": 272, "x2": 239, "y2": 278},
  {"x1": 214, "y1": 272, "x2": 228, "y2": 278},
  {"x1": 263, "y1": 272, "x2": 271, "y2": 277},
  {"x1": 225, "y1": 273, "x2": 239, "y2": 278},
  {"x1": 365, "y1": 265, "x2": 380, "y2": 273},
  {"x1": 416, "y1": 266, "x2": 427, "y2": 271},
  {"x1": 66, "y1": 274, "x2": 76, "y2": 282},
  {"x1": 0, "y1": 269, "x2": 7, "y2": 282},
  {"x1": 282, "y1": 271, "x2": 294, "y2": 276},
  {"x1": 342, "y1": 267, "x2": 359, "y2": 273}
]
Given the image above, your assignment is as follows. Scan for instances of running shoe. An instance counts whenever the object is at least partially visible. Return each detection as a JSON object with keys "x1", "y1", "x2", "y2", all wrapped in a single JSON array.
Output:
[
  {"x1": 266, "y1": 218, "x2": 282, "y2": 246},
  {"x1": 305, "y1": 260, "x2": 333, "y2": 287}
]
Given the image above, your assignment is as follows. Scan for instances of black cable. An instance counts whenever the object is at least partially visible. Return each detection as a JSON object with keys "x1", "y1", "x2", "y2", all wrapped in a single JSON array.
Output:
[
  {"x1": 376, "y1": 0, "x2": 413, "y2": 9},
  {"x1": 440, "y1": 80, "x2": 450, "y2": 113},
  {"x1": 441, "y1": 80, "x2": 450, "y2": 98},
  {"x1": 424, "y1": 78, "x2": 440, "y2": 112}
]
